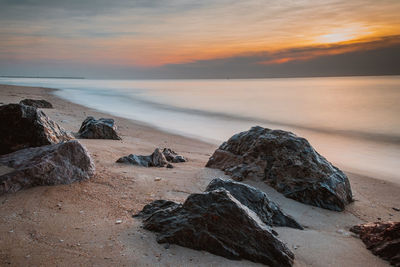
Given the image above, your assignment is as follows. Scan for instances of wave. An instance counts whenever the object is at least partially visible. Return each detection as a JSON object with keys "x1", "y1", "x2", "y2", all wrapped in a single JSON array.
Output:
[
  {"x1": 4, "y1": 78, "x2": 398, "y2": 145},
  {"x1": 122, "y1": 93, "x2": 400, "y2": 144}
]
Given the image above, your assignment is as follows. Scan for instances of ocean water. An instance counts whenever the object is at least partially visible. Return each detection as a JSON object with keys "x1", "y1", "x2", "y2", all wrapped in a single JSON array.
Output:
[{"x1": 1, "y1": 76, "x2": 400, "y2": 183}]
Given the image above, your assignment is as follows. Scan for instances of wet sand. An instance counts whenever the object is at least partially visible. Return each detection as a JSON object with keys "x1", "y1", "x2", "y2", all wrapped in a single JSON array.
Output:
[{"x1": 0, "y1": 84, "x2": 399, "y2": 266}]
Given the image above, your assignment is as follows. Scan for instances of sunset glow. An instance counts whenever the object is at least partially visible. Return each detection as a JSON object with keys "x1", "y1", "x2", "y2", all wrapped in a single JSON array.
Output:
[{"x1": 0, "y1": 0, "x2": 399, "y2": 77}]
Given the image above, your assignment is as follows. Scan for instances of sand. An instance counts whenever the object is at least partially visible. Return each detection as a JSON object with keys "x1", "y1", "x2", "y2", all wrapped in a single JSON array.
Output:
[{"x1": 0, "y1": 84, "x2": 399, "y2": 266}]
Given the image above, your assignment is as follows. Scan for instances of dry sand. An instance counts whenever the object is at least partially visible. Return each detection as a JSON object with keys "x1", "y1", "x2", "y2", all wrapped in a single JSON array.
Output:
[{"x1": 0, "y1": 84, "x2": 399, "y2": 266}]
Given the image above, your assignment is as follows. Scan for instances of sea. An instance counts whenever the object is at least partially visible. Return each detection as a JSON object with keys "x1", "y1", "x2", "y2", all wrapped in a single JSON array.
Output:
[{"x1": 1, "y1": 76, "x2": 399, "y2": 184}]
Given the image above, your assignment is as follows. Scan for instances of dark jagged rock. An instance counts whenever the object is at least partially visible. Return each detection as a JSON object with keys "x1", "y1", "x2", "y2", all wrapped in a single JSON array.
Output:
[
  {"x1": 0, "y1": 140, "x2": 95, "y2": 195},
  {"x1": 20, "y1": 99, "x2": 53, "y2": 108},
  {"x1": 116, "y1": 148, "x2": 168, "y2": 167},
  {"x1": 116, "y1": 148, "x2": 185, "y2": 168},
  {"x1": 206, "y1": 126, "x2": 353, "y2": 211},
  {"x1": 162, "y1": 148, "x2": 186, "y2": 163},
  {"x1": 77, "y1": 116, "x2": 121, "y2": 140},
  {"x1": 136, "y1": 189, "x2": 294, "y2": 266},
  {"x1": 134, "y1": 199, "x2": 181, "y2": 219},
  {"x1": 0, "y1": 104, "x2": 73, "y2": 155},
  {"x1": 350, "y1": 221, "x2": 400, "y2": 266},
  {"x1": 206, "y1": 178, "x2": 303, "y2": 229}
]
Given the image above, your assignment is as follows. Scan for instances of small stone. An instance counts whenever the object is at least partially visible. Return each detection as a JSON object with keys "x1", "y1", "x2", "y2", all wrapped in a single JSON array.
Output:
[
  {"x1": 77, "y1": 116, "x2": 120, "y2": 140},
  {"x1": 154, "y1": 177, "x2": 162, "y2": 181},
  {"x1": 392, "y1": 207, "x2": 400, "y2": 212},
  {"x1": 115, "y1": 219, "x2": 123, "y2": 224},
  {"x1": 116, "y1": 148, "x2": 185, "y2": 168},
  {"x1": 336, "y1": 229, "x2": 351, "y2": 237},
  {"x1": 166, "y1": 163, "x2": 174, "y2": 168},
  {"x1": 164, "y1": 243, "x2": 170, "y2": 249}
]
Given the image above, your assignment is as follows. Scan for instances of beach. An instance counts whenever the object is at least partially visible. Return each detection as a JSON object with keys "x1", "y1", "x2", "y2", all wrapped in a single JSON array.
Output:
[{"x1": 0, "y1": 83, "x2": 399, "y2": 266}]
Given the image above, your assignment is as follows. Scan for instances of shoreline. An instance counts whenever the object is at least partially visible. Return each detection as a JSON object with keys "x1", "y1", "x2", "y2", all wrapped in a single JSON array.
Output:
[
  {"x1": 2, "y1": 80, "x2": 399, "y2": 185},
  {"x1": 1, "y1": 84, "x2": 399, "y2": 266},
  {"x1": 3, "y1": 82, "x2": 397, "y2": 180}
]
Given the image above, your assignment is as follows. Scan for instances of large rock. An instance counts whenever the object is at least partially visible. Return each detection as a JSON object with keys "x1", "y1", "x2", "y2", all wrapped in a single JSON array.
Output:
[
  {"x1": 206, "y1": 178, "x2": 303, "y2": 229},
  {"x1": 20, "y1": 99, "x2": 53, "y2": 108},
  {"x1": 136, "y1": 189, "x2": 294, "y2": 266},
  {"x1": 116, "y1": 148, "x2": 185, "y2": 167},
  {"x1": 77, "y1": 116, "x2": 121, "y2": 140},
  {"x1": 206, "y1": 126, "x2": 353, "y2": 211},
  {"x1": 0, "y1": 104, "x2": 72, "y2": 155},
  {"x1": 0, "y1": 140, "x2": 95, "y2": 195},
  {"x1": 350, "y1": 221, "x2": 400, "y2": 266}
]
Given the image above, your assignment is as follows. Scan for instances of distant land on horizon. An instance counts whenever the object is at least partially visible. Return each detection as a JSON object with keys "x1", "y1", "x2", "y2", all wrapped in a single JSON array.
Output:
[
  {"x1": 1, "y1": 73, "x2": 400, "y2": 81},
  {"x1": 0, "y1": 76, "x2": 85, "y2": 79}
]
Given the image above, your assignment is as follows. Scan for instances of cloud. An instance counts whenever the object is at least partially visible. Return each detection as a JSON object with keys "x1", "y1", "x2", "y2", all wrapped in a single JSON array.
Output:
[
  {"x1": 1, "y1": 37, "x2": 399, "y2": 78},
  {"x1": 136, "y1": 36, "x2": 400, "y2": 78},
  {"x1": 0, "y1": 0, "x2": 399, "y2": 76}
]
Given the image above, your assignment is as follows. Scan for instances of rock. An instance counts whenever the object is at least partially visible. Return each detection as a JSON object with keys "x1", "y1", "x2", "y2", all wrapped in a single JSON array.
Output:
[
  {"x1": 134, "y1": 199, "x2": 181, "y2": 219},
  {"x1": 162, "y1": 148, "x2": 186, "y2": 163},
  {"x1": 0, "y1": 104, "x2": 73, "y2": 155},
  {"x1": 77, "y1": 116, "x2": 121, "y2": 140},
  {"x1": 152, "y1": 148, "x2": 169, "y2": 167},
  {"x1": 136, "y1": 189, "x2": 294, "y2": 266},
  {"x1": 350, "y1": 221, "x2": 400, "y2": 266},
  {"x1": 166, "y1": 163, "x2": 174, "y2": 169},
  {"x1": 0, "y1": 140, "x2": 95, "y2": 195},
  {"x1": 206, "y1": 178, "x2": 303, "y2": 229},
  {"x1": 117, "y1": 148, "x2": 168, "y2": 167},
  {"x1": 20, "y1": 99, "x2": 53, "y2": 108},
  {"x1": 116, "y1": 148, "x2": 185, "y2": 168},
  {"x1": 206, "y1": 126, "x2": 353, "y2": 211}
]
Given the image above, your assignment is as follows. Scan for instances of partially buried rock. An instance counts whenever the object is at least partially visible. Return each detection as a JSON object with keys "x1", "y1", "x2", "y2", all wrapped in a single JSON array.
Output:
[
  {"x1": 116, "y1": 148, "x2": 185, "y2": 168},
  {"x1": 350, "y1": 221, "x2": 400, "y2": 266},
  {"x1": 0, "y1": 140, "x2": 95, "y2": 195},
  {"x1": 206, "y1": 126, "x2": 353, "y2": 211},
  {"x1": 0, "y1": 104, "x2": 72, "y2": 155},
  {"x1": 20, "y1": 99, "x2": 53, "y2": 108},
  {"x1": 77, "y1": 116, "x2": 121, "y2": 140},
  {"x1": 206, "y1": 178, "x2": 303, "y2": 229},
  {"x1": 136, "y1": 189, "x2": 294, "y2": 267},
  {"x1": 117, "y1": 148, "x2": 168, "y2": 167},
  {"x1": 162, "y1": 148, "x2": 186, "y2": 163}
]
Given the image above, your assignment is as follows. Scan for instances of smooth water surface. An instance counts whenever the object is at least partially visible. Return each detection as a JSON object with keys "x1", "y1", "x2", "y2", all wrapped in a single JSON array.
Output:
[{"x1": 1, "y1": 76, "x2": 399, "y2": 183}]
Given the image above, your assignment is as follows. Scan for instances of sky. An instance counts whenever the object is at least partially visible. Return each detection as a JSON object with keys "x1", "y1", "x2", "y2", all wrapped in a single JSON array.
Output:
[{"x1": 0, "y1": 0, "x2": 399, "y2": 78}]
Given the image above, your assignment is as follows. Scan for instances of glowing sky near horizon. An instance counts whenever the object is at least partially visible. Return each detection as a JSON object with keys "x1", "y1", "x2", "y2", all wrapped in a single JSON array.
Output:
[{"x1": 0, "y1": 0, "x2": 399, "y2": 70}]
